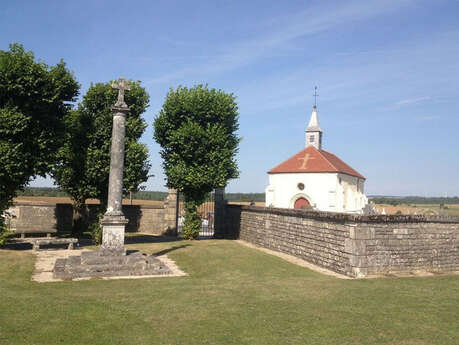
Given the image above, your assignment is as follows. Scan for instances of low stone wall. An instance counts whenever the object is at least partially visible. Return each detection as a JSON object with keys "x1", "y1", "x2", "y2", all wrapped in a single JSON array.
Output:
[
  {"x1": 225, "y1": 205, "x2": 459, "y2": 278},
  {"x1": 8, "y1": 203, "x2": 73, "y2": 235},
  {"x1": 9, "y1": 198, "x2": 176, "y2": 236},
  {"x1": 354, "y1": 220, "x2": 458, "y2": 276},
  {"x1": 225, "y1": 206, "x2": 352, "y2": 275}
]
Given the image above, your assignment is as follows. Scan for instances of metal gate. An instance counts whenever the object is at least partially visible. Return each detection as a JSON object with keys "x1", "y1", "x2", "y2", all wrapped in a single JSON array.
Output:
[{"x1": 177, "y1": 192, "x2": 215, "y2": 238}]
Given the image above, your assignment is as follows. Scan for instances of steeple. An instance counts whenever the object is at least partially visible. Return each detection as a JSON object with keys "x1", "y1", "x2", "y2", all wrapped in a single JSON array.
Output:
[
  {"x1": 307, "y1": 105, "x2": 321, "y2": 131},
  {"x1": 305, "y1": 87, "x2": 323, "y2": 149}
]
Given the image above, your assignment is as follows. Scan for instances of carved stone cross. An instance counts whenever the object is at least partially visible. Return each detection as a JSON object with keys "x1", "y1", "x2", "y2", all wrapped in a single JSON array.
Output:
[
  {"x1": 298, "y1": 153, "x2": 315, "y2": 169},
  {"x1": 112, "y1": 77, "x2": 131, "y2": 108}
]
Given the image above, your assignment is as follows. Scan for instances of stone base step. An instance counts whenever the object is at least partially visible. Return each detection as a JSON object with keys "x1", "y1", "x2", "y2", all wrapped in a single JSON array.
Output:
[{"x1": 53, "y1": 250, "x2": 172, "y2": 279}]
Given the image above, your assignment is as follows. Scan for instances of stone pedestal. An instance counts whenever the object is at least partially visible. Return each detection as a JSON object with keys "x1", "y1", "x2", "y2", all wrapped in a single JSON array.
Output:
[{"x1": 100, "y1": 215, "x2": 128, "y2": 256}]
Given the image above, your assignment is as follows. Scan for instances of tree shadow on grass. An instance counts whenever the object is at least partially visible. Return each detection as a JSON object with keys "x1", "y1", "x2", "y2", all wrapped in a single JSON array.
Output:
[
  {"x1": 2, "y1": 234, "x2": 186, "y2": 251},
  {"x1": 125, "y1": 234, "x2": 181, "y2": 245},
  {"x1": 197, "y1": 235, "x2": 216, "y2": 240},
  {"x1": 125, "y1": 244, "x2": 190, "y2": 256},
  {"x1": 1, "y1": 240, "x2": 33, "y2": 251},
  {"x1": 151, "y1": 244, "x2": 190, "y2": 257}
]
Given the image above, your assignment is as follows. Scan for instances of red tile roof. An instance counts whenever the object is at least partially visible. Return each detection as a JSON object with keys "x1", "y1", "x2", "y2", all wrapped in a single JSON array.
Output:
[{"x1": 268, "y1": 145, "x2": 365, "y2": 179}]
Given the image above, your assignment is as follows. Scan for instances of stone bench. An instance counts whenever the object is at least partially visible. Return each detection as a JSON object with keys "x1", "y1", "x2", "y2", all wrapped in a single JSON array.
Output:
[{"x1": 29, "y1": 238, "x2": 78, "y2": 251}]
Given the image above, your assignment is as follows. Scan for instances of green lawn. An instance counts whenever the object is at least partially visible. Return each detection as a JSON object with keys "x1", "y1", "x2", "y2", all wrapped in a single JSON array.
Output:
[{"x1": 1, "y1": 235, "x2": 458, "y2": 345}]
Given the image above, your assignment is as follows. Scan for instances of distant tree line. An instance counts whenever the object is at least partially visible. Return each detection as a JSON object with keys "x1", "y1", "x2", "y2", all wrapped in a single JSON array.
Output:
[
  {"x1": 131, "y1": 191, "x2": 169, "y2": 201},
  {"x1": 225, "y1": 193, "x2": 265, "y2": 202},
  {"x1": 369, "y1": 196, "x2": 459, "y2": 205},
  {"x1": 17, "y1": 187, "x2": 266, "y2": 202},
  {"x1": 17, "y1": 187, "x2": 68, "y2": 198},
  {"x1": 129, "y1": 191, "x2": 266, "y2": 203}
]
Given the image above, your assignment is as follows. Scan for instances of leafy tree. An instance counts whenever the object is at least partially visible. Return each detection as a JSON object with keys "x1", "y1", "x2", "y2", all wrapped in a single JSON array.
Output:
[
  {"x1": 52, "y1": 80, "x2": 150, "y2": 233},
  {"x1": 0, "y1": 43, "x2": 79, "y2": 236},
  {"x1": 154, "y1": 85, "x2": 240, "y2": 239}
]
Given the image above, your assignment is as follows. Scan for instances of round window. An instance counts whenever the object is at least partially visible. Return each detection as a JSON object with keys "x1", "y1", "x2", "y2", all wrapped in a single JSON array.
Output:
[{"x1": 297, "y1": 183, "x2": 305, "y2": 190}]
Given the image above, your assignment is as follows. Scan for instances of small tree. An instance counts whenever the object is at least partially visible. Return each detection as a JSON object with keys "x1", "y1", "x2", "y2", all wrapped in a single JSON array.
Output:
[
  {"x1": 154, "y1": 85, "x2": 240, "y2": 239},
  {"x1": 0, "y1": 43, "x2": 79, "y2": 236},
  {"x1": 52, "y1": 80, "x2": 150, "y2": 234}
]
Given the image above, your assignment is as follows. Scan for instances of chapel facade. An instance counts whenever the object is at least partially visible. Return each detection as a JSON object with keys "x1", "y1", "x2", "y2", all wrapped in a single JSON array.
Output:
[{"x1": 265, "y1": 104, "x2": 368, "y2": 214}]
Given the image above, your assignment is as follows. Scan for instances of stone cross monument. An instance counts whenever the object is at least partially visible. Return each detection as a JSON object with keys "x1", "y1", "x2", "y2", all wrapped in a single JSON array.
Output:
[
  {"x1": 100, "y1": 77, "x2": 131, "y2": 255},
  {"x1": 53, "y1": 78, "x2": 173, "y2": 279}
]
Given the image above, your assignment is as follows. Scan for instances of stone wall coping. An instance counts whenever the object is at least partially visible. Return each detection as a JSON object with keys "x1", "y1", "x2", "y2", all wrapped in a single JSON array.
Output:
[
  {"x1": 12, "y1": 202, "x2": 163, "y2": 210},
  {"x1": 227, "y1": 205, "x2": 459, "y2": 224},
  {"x1": 13, "y1": 202, "x2": 64, "y2": 207}
]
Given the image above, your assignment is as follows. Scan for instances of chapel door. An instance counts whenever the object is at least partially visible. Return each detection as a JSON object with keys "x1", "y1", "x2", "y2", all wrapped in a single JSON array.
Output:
[{"x1": 294, "y1": 197, "x2": 310, "y2": 209}]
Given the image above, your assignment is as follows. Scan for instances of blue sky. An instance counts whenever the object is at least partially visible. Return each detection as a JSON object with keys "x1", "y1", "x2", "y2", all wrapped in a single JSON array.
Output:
[{"x1": 1, "y1": 0, "x2": 459, "y2": 196}]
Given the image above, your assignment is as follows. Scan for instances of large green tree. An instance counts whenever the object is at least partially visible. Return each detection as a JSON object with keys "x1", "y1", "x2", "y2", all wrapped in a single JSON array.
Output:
[
  {"x1": 154, "y1": 85, "x2": 240, "y2": 239},
  {"x1": 0, "y1": 43, "x2": 79, "y2": 222},
  {"x1": 52, "y1": 80, "x2": 150, "y2": 233}
]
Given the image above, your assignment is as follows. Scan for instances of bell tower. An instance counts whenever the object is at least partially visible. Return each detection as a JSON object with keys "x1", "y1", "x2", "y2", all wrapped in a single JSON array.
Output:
[{"x1": 305, "y1": 87, "x2": 322, "y2": 149}]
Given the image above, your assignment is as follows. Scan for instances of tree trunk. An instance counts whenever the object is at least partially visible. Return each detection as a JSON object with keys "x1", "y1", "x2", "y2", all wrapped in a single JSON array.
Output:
[{"x1": 72, "y1": 199, "x2": 88, "y2": 236}]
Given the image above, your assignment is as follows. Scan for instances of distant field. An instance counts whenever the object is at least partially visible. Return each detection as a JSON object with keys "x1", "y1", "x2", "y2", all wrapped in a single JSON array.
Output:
[
  {"x1": 228, "y1": 201, "x2": 459, "y2": 217},
  {"x1": 13, "y1": 196, "x2": 164, "y2": 207},
  {"x1": 230, "y1": 202, "x2": 459, "y2": 216},
  {"x1": 375, "y1": 203, "x2": 459, "y2": 216}
]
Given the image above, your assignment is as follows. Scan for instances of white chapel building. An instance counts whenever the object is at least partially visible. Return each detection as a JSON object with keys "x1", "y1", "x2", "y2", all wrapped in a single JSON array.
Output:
[{"x1": 265, "y1": 104, "x2": 368, "y2": 214}]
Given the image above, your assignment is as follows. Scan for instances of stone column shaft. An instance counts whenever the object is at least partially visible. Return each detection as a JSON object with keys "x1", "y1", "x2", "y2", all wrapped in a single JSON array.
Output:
[
  {"x1": 101, "y1": 106, "x2": 129, "y2": 255},
  {"x1": 106, "y1": 111, "x2": 127, "y2": 216}
]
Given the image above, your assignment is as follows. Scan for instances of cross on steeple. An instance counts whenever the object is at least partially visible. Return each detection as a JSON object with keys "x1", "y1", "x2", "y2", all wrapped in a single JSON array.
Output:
[
  {"x1": 313, "y1": 86, "x2": 318, "y2": 107},
  {"x1": 112, "y1": 77, "x2": 131, "y2": 108}
]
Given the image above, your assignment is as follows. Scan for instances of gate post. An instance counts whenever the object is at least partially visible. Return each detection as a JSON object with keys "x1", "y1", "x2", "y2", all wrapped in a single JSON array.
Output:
[
  {"x1": 163, "y1": 188, "x2": 178, "y2": 236},
  {"x1": 213, "y1": 187, "x2": 226, "y2": 238}
]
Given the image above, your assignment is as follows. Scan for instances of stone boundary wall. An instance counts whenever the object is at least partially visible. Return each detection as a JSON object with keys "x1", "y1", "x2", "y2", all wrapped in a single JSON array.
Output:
[
  {"x1": 224, "y1": 205, "x2": 459, "y2": 278},
  {"x1": 8, "y1": 203, "x2": 73, "y2": 235},
  {"x1": 354, "y1": 221, "x2": 458, "y2": 277},
  {"x1": 224, "y1": 206, "x2": 353, "y2": 275},
  {"x1": 9, "y1": 190, "x2": 178, "y2": 236}
]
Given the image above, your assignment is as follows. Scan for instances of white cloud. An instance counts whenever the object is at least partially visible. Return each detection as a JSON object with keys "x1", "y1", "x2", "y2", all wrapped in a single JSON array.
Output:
[
  {"x1": 234, "y1": 29, "x2": 459, "y2": 114},
  {"x1": 396, "y1": 96, "x2": 431, "y2": 106},
  {"x1": 146, "y1": 0, "x2": 416, "y2": 85}
]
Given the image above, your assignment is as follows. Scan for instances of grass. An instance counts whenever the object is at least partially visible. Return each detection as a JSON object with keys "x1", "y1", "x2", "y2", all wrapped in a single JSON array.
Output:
[
  {"x1": 1, "y1": 235, "x2": 458, "y2": 345},
  {"x1": 421, "y1": 203, "x2": 459, "y2": 216}
]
